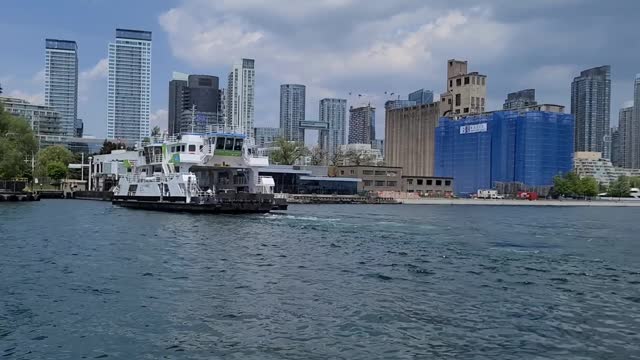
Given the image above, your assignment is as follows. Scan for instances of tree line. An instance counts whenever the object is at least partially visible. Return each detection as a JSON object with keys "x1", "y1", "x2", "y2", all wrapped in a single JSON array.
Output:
[
  {"x1": 268, "y1": 137, "x2": 378, "y2": 166},
  {"x1": 553, "y1": 171, "x2": 640, "y2": 198}
]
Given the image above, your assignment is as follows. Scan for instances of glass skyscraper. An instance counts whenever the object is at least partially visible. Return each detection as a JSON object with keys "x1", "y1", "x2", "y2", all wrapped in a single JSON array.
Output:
[
  {"x1": 435, "y1": 110, "x2": 574, "y2": 196},
  {"x1": 279, "y1": 84, "x2": 306, "y2": 142},
  {"x1": 107, "y1": 29, "x2": 152, "y2": 141},
  {"x1": 319, "y1": 98, "x2": 347, "y2": 158},
  {"x1": 45, "y1": 39, "x2": 78, "y2": 137},
  {"x1": 408, "y1": 89, "x2": 434, "y2": 105},
  {"x1": 571, "y1": 66, "x2": 611, "y2": 157}
]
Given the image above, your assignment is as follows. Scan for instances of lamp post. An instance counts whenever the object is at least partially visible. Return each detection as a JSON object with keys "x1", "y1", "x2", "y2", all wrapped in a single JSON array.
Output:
[{"x1": 88, "y1": 157, "x2": 93, "y2": 191}]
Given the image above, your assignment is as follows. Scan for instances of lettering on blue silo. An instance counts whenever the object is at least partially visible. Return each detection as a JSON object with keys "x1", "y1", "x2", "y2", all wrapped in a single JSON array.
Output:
[{"x1": 459, "y1": 123, "x2": 487, "y2": 134}]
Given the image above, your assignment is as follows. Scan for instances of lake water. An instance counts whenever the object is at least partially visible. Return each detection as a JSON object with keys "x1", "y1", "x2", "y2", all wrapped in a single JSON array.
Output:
[{"x1": 1, "y1": 200, "x2": 640, "y2": 359}]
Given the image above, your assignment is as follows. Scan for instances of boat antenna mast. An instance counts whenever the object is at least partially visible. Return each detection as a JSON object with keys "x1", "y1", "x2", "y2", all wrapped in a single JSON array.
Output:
[{"x1": 190, "y1": 104, "x2": 196, "y2": 133}]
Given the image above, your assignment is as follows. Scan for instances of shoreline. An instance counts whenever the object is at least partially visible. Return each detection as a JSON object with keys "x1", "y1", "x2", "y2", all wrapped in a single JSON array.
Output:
[{"x1": 400, "y1": 198, "x2": 640, "y2": 207}]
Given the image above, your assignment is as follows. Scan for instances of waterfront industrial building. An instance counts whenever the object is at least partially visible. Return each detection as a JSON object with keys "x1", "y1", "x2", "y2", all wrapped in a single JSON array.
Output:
[
  {"x1": 440, "y1": 59, "x2": 487, "y2": 116},
  {"x1": 336, "y1": 165, "x2": 453, "y2": 196},
  {"x1": 384, "y1": 101, "x2": 440, "y2": 177},
  {"x1": 435, "y1": 109, "x2": 574, "y2": 196}
]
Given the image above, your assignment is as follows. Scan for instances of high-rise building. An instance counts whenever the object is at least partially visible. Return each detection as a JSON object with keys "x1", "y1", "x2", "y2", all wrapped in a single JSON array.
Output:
[
  {"x1": 618, "y1": 106, "x2": 634, "y2": 168},
  {"x1": 503, "y1": 89, "x2": 537, "y2": 110},
  {"x1": 227, "y1": 58, "x2": 255, "y2": 139},
  {"x1": 319, "y1": 98, "x2": 347, "y2": 158},
  {"x1": 385, "y1": 102, "x2": 440, "y2": 177},
  {"x1": 571, "y1": 65, "x2": 611, "y2": 157},
  {"x1": 254, "y1": 127, "x2": 282, "y2": 148},
  {"x1": 107, "y1": 29, "x2": 152, "y2": 141},
  {"x1": 177, "y1": 75, "x2": 220, "y2": 135},
  {"x1": 633, "y1": 75, "x2": 640, "y2": 168},
  {"x1": 45, "y1": 39, "x2": 78, "y2": 137},
  {"x1": 611, "y1": 127, "x2": 622, "y2": 167},
  {"x1": 408, "y1": 89, "x2": 434, "y2": 105},
  {"x1": 440, "y1": 59, "x2": 487, "y2": 116},
  {"x1": 168, "y1": 72, "x2": 188, "y2": 136},
  {"x1": 279, "y1": 84, "x2": 306, "y2": 142},
  {"x1": 435, "y1": 109, "x2": 574, "y2": 196},
  {"x1": 348, "y1": 104, "x2": 375, "y2": 144}
]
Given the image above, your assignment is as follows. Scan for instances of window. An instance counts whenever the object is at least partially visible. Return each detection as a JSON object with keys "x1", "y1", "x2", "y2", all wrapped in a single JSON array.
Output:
[
  {"x1": 363, "y1": 180, "x2": 373, "y2": 186},
  {"x1": 225, "y1": 138, "x2": 234, "y2": 151},
  {"x1": 427, "y1": 179, "x2": 433, "y2": 185},
  {"x1": 407, "y1": 179, "x2": 413, "y2": 185},
  {"x1": 445, "y1": 180, "x2": 451, "y2": 186},
  {"x1": 472, "y1": 77, "x2": 476, "y2": 85},
  {"x1": 464, "y1": 108, "x2": 469, "y2": 113},
  {"x1": 216, "y1": 138, "x2": 225, "y2": 150},
  {"x1": 456, "y1": 78, "x2": 461, "y2": 86},
  {"x1": 375, "y1": 181, "x2": 385, "y2": 187},
  {"x1": 436, "y1": 180, "x2": 442, "y2": 186},
  {"x1": 387, "y1": 181, "x2": 397, "y2": 187},
  {"x1": 350, "y1": 170, "x2": 355, "y2": 175},
  {"x1": 417, "y1": 179, "x2": 423, "y2": 185},
  {"x1": 340, "y1": 170, "x2": 345, "y2": 175},
  {"x1": 449, "y1": 80, "x2": 453, "y2": 88},
  {"x1": 455, "y1": 94, "x2": 461, "y2": 106},
  {"x1": 448, "y1": 98, "x2": 452, "y2": 105},
  {"x1": 362, "y1": 170, "x2": 374, "y2": 175},
  {"x1": 181, "y1": 145, "x2": 185, "y2": 152},
  {"x1": 464, "y1": 77, "x2": 469, "y2": 85},
  {"x1": 188, "y1": 144, "x2": 196, "y2": 152},
  {"x1": 481, "y1": 98, "x2": 485, "y2": 106},
  {"x1": 171, "y1": 146, "x2": 175, "y2": 152},
  {"x1": 481, "y1": 78, "x2": 485, "y2": 85},
  {"x1": 234, "y1": 138, "x2": 243, "y2": 151}
]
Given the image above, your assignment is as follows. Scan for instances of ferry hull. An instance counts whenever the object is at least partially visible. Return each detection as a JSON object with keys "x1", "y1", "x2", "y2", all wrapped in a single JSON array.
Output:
[{"x1": 112, "y1": 198, "x2": 273, "y2": 214}]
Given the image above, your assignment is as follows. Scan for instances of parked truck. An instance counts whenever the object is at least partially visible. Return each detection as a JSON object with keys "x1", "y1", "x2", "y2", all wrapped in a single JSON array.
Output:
[{"x1": 477, "y1": 189, "x2": 504, "y2": 199}]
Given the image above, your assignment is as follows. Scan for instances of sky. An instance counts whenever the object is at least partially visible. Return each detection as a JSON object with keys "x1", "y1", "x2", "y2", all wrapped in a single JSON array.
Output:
[{"x1": 1, "y1": 0, "x2": 639, "y2": 142}]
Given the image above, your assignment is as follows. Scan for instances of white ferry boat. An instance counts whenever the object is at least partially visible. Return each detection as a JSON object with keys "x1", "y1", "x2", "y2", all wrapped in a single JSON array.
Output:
[{"x1": 112, "y1": 130, "x2": 282, "y2": 213}]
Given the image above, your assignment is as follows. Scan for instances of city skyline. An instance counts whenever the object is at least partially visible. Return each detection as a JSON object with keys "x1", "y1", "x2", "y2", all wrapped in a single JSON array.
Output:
[{"x1": 1, "y1": 0, "x2": 640, "y2": 140}]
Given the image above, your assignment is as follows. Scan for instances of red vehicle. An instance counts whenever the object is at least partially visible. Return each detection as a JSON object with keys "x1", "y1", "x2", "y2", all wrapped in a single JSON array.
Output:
[{"x1": 517, "y1": 191, "x2": 538, "y2": 201}]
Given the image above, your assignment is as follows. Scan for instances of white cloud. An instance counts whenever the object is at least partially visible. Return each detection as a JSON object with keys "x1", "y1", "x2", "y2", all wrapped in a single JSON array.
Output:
[
  {"x1": 78, "y1": 58, "x2": 108, "y2": 103},
  {"x1": 149, "y1": 109, "x2": 168, "y2": 131},
  {"x1": 80, "y1": 58, "x2": 108, "y2": 81},
  {"x1": 7, "y1": 90, "x2": 44, "y2": 105},
  {"x1": 32, "y1": 69, "x2": 45, "y2": 84}
]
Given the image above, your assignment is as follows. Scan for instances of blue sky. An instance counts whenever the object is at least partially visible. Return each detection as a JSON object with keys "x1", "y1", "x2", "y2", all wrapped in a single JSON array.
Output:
[{"x1": 1, "y1": 0, "x2": 639, "y2": 140}]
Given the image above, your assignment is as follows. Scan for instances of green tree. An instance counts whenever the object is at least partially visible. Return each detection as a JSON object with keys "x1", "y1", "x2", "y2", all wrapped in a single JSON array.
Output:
[
  {"x1": 345, "y1": 149, "x2": 375, "y2": 166},
  {"x1": 151, "y1": 126, "x2": 161, "y2": 137},
  {"x1": 579, "y1": 177, "x2": 599, "y2": 198},
  {"x1": 36, "y1": 145, "x2": 72, "y2": 178},
  {"x1": 99, "y1": 140, "x2": 126, "y2": 155},
  {"x1": 46, "y1": 161, "x2": 67, "y2": 182},
  {"x1": 608, "y1": 176, "x2": 631, "y2": 198},
  {"x1": 308, "y1": 146, "x2": 326, "y2": 166},
  {"x1": 629, "y1": 176, "x2": 640, "y2": 188},
  {"x1": 552, "y1": 174, "x2": 571, "y2": 197},
  {"x1": 0, "y1": 104, "x2": 37, "y2": 179},
  {"x1": 270, "y1": 138, "x2": 306, "y2": 165}
]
